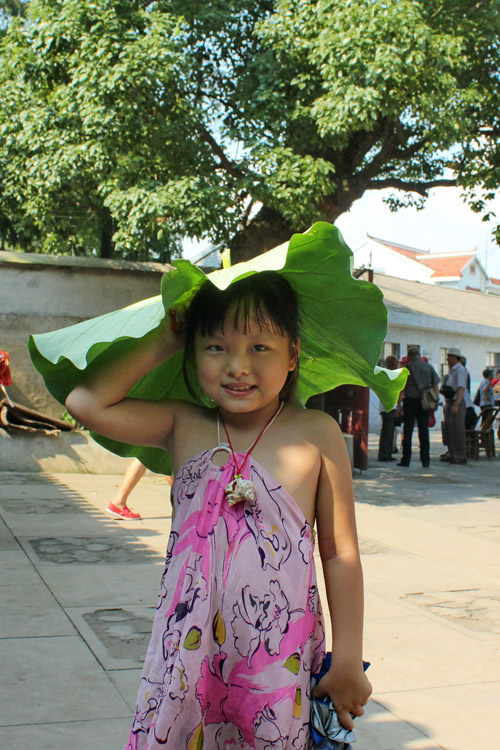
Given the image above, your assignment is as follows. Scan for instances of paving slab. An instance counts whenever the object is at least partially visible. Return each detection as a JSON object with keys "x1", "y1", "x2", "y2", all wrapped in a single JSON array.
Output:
[
  {"x1": 0, "y1": 635, "x2": 130, "y2": 725},
  {"x1": 0, "y1": 582, "x2": 75, "y2": 638},
  {"x1": 34, "y1": 561, "x2": 164, "y2": 607},
  {"x1": 65, "y1": 604, "x2": 156, "y2": 669},
  {"x1": 355, "y1": 699, "x2": 445, "y2": 750},
  {"x1": 376, "y1": 682, "x2": 500, "y2": 750},
  {"x1": 0, "y1": 719, "x2": 132, "y2": 750},
  {"x1": 108, "y1": 668, "x2": 143, "y2": 710}
]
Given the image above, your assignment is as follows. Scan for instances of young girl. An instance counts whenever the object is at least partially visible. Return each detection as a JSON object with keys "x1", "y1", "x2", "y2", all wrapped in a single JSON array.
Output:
[
  {"x1": 65, "y1": 269, "x2": 371, "y2": 749},
  {"x1": 31, "y1": 223, "x2": 406, "y2": 749}
]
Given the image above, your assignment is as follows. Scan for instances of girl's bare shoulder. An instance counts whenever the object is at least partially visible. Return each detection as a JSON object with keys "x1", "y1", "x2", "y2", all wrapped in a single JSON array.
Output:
[{"x1": 285, "y1": 405, "x2": 343, "y2": 447}]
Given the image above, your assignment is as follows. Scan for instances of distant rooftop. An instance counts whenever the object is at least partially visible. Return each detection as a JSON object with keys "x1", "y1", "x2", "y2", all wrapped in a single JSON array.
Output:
[
  {"x1": 374, "y1": 272, "x2": 500, "y2": 330},
  {"x1": 367, "y1": 234, "x2": 430, "y2": 257},
  {"x1": 414, "y1": 254, "x2": 475, "y2": 279}
]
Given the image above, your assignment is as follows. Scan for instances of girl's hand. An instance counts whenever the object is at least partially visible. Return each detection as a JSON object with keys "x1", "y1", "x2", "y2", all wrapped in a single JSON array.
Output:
[{"x1": 312, "y1": 660, "x2": 372, "y2": 731}]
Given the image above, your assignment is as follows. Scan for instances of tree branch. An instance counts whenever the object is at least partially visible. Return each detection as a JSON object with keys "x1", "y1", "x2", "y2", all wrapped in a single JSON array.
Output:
[
  {"x1": 353, "y1": 120, "x2": 425, "y2": 183},
  {"x1": 200, "y1": 129, "x2": 245, "y2": 180},
  {"x1": 366, "y1": 177, "x2": 457, "y2": 195},
  {"x1": 467, "y1": 0, "x2": 494, "y2": 16}
]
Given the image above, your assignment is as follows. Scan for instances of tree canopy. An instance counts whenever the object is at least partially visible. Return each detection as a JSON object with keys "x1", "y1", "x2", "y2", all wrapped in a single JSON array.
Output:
[{"x1": 1, "y1": 0, "x2": 499, "y2": 261}]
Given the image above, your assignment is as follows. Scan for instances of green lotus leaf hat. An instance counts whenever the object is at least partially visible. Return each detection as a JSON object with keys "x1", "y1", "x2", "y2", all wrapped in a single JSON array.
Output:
[{"x1": 29, "y1": 222, "x2": 407, "y2": 474}]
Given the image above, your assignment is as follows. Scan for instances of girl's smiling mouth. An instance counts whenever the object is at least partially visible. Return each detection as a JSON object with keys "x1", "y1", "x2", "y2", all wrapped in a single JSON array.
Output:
[{"x1": 222, "y1": 383, "x2": 256, "y2": 394}]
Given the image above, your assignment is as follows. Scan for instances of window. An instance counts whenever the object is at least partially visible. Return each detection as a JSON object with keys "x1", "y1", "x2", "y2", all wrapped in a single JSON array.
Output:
[
  {"x1": 486, "y1": 352, "x2": 500, "y2": 368},
  {"x1": 382, "y1": 342, "x2": 400, "y2": 361},
  {"x1": 470, "y1": 263, "x2": 476, "y2": 275}
]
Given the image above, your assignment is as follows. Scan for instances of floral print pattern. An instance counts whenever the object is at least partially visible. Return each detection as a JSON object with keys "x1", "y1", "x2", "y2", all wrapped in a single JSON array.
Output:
[
  {"x1": 124, "y1": 450, "x2": 325, "y2": 750},
  {"x1": 232, "y1": 581, "x2": 291, "y2": 666}
]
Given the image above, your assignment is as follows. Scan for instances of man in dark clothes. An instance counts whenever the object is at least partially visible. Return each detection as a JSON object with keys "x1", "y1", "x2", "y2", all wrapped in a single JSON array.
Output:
[{"x1": 398, "y1": 348, "x2": 440, "y2": 468}]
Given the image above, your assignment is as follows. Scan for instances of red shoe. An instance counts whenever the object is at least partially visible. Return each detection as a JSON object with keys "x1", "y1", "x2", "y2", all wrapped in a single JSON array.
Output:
[{"x1": 106, "y1": 503, "x2": 141, "y2": 520}]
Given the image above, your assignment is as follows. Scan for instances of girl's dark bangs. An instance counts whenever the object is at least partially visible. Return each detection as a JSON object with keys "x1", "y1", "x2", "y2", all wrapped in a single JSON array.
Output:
[{"x1": 199, "y1": 281, "x2": 287, "y2": 338}]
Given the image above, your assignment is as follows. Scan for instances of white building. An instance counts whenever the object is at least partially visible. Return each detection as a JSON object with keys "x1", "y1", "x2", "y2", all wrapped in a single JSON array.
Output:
[{"x1": 354, "y1": 235, "x2": 500, "y2": 295}]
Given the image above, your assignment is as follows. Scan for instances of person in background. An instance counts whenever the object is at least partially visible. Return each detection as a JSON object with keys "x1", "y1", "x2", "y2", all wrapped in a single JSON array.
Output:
[
  {"x1": 377, "y1": 354, "x2": 399, "y2": 462},
  {"x1": 478, "y1": 368, "x2": 495, "y2": 426},
  {"x1": 107, "y1": 458, "x2": 173, "y2": 520},
  {"x1": 493, "y1": 371, "x2": 500, "y2": 405},
  {"x1": 461, "y1": 356, "x2": 478, "y2": 431},
  {"x1": 440, "y1": 348, "x2": 468, "y2": 465},
  {"x1": 398, "y1": 348, "x2": 440, "y2": 468}
]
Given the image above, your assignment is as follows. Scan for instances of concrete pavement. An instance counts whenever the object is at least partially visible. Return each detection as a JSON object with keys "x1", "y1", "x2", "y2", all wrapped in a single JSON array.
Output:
[{"x1": 0, "y1": 432, "x2": 499, "y2": 749}]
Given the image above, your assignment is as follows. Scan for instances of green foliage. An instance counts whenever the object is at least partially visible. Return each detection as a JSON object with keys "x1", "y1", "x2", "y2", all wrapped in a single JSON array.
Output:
[{"x1": 1, "y1": 0, "x2": 500, "y2": 260}]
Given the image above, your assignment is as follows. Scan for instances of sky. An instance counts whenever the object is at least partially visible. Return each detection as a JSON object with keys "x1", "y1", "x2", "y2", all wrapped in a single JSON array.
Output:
[{"x1": 183, "y1": 186, "x2": 500, "y2": 279}]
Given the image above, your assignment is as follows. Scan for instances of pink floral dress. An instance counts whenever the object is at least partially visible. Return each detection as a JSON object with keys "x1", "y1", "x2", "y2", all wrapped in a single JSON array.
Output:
[{"x1": 124, "y1": 448, "x2": 325, "y2": 750}]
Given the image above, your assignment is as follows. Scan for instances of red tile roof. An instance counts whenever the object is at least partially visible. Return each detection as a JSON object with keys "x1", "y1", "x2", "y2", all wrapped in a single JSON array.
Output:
[
  {"x1": 490, "y1": 277, "x2": 500, "y2": 286},
  {"x1": 414, "y1": 255, "x2": 474, "y2": 278}
]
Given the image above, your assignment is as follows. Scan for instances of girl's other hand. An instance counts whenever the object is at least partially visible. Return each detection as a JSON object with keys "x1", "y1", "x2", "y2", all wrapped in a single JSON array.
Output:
[{"x1": 312, "y1": 659, "x2": 372, "y2": 731}]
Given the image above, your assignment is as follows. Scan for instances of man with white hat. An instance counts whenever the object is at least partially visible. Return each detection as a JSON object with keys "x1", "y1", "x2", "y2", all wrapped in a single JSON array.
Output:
[{"x1": 441, "y1": 347, "x2": 468, "y2": 464}]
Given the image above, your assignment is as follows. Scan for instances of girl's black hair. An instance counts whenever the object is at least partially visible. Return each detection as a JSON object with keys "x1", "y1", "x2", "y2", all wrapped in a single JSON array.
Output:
[{"x1": 182, "y1": 271, "x2": 301, "y2": 403}]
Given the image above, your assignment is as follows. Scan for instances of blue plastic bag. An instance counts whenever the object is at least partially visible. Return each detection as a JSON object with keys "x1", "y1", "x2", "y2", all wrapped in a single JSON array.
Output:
[{"x1": 310, "y1": 653, "x2": 370, "y2": 749}]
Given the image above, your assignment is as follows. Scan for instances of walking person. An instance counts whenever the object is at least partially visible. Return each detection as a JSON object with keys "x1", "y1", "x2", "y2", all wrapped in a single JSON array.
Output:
[
  {"x1": 107, "y1": 458, "x2": 174, "y2": 520},
  {"x1": 398, "y1": 347, "x2": 440, "y2": 468},
  {"x1": 378, "y1": 354, "x2": 399, "y2": 461},
  {"x1": 107, "y1": 458, "x2": 146, "y2": 519},
  {"x1": 440, "y1": 348, "x2": 468, "y2": 465}
]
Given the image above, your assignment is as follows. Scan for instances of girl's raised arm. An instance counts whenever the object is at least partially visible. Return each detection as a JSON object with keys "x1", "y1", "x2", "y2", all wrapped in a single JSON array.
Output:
[
  {"x1": 65, "y1": 320, "x2": 183, "y2": 449},
  {"x1": 313, "y1": 415, "x2": 372, "y2": 730}
]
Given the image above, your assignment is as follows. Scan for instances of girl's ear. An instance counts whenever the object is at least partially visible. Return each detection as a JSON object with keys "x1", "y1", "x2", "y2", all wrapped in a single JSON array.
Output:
[{"x1": 289, "y1": 340, "x2": 301, "y2": 371}]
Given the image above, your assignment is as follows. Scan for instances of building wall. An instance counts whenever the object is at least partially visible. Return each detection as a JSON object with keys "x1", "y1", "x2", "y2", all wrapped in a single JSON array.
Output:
[
  {"x1": 353, "y1": 241, "x2": 432, "y2": 282},
  {"x1": 385, "y1": 321, "x2": 500, "y2": 390},
  {"x1": 1, "y1": 255, "x2": 167, "y2": 417},
  {"x1": 435, "y1": 262, "x2": 487, "y2": 293}
]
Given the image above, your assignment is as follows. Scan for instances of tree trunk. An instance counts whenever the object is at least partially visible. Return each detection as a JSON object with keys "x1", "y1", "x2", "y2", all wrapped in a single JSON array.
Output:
[
  {"x1": 227, "y1": 198, "x2": 353, "y2": 263},
  {"x1": 228, "y1": 205, "x2": 296, "y2": 264},
  {"x1": 98, "y1": 208, "x2": 114, "y2": 258}
]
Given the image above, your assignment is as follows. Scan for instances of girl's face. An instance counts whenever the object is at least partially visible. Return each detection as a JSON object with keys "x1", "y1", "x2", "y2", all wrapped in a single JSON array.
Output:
[{"x1": 195, "y1": 312, "x2": 298, "y2": 417}]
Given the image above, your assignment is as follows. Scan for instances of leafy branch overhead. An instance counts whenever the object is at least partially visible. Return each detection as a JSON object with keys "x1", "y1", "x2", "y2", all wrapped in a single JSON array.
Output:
[{"x1": 1, "y1": 0, "x2": 499, "y2": 261}]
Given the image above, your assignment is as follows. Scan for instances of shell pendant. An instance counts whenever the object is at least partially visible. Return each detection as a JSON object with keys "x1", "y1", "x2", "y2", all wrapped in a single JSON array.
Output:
[{"x1": 224, "y1": 474, "x2": 256, "y2": 506}]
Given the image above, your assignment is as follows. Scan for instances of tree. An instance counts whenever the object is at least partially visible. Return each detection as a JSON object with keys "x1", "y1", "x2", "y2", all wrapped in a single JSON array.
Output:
[{"x1": 1, "y1": 0, "x2": 499, "y2": 261}]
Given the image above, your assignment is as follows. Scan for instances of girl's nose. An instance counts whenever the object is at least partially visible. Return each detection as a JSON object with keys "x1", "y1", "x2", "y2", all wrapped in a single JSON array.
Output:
[{"x1": 226, "y1": 353, "x2": 250, "y2": 377}]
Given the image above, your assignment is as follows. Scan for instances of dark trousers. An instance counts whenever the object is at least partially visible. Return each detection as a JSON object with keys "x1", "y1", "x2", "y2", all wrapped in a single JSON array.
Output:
[
  {"x1": 465, "y1": 407, "x2": 478, "y2": 430},
  {"x1": 480, "y1": 407, "x2": 494, "y2": 427},
  {"x1": 378, "y1": 409, "x2": 396, "y2": 459},
  {"x1": 444, "y1": 400, "x2": 467, "y2": 460},
  {"x1": 401, "y1": 397, "x2": 430, "y2": 465}
]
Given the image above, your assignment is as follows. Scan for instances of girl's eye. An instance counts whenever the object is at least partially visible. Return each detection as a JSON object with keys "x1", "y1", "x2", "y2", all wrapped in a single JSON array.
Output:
[
  {"x1": 253, "y1": 344, "x2": 269, "y2": 352},
  {"x1": 206, "y1": 344, "x2": 224, "y2": 352}
]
